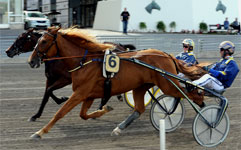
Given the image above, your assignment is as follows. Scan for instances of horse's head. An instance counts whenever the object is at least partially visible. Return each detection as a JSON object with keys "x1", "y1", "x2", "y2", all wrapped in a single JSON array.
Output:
[
  {"x1": 28, "y1": 27, "x2": 61, "y2": 68},
  {"x1": 5, "y1": 28, "x2": 42, "y2": 58}
]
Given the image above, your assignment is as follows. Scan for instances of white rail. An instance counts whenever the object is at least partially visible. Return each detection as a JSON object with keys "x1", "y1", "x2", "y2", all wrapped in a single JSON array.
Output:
[{"x1": 159, "y1": 119, "x2": 166, "y2": 150}]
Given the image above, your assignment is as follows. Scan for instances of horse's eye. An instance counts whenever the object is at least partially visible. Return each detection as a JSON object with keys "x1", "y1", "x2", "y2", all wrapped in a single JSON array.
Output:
[{"x1": 42, "y1": 40, "x2": 47, "y2": 44}]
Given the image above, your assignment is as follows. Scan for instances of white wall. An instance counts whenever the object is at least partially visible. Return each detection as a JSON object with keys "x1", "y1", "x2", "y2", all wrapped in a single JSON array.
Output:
[
  {"x1": 192, "y1": 0, "x2": 240, "y2": 31},
  {"x1": 94, "y1": 0, "x2": 240, "y2": 32},
  {"x1": 121, "y1": 0, "x2": 194, "y2": 32},
  {"x1": 93, "y1": 0, "x2": 122, "y2": 31}
]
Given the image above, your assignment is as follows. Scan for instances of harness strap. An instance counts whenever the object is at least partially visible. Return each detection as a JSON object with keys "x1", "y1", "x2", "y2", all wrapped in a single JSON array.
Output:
[{"x1": 68, "y1": 58, "x2": 103, "y2": 73}]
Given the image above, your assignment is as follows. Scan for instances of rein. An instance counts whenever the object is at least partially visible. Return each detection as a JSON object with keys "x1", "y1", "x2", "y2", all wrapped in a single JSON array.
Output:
[
  {"x1": 43, "y1": 52, "x2": 174, "y2": 62},
  {"x1": 43, "y1": 53, "x2": 105, "y2": 61}
]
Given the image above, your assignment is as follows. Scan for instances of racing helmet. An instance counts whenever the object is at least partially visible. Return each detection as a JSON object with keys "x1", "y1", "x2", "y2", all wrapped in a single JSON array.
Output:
[
  {"x1": 219, "y1": 41, "x2": 235, "y2": 55},
  {"x1": 182, "y1": 38, "x2": 195, "y2": 51}
]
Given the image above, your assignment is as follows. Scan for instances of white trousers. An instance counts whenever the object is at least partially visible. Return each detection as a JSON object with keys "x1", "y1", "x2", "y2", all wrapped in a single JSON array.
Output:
[{"x1": 193, "y1": 74, "x2": 224, "y2": 92}]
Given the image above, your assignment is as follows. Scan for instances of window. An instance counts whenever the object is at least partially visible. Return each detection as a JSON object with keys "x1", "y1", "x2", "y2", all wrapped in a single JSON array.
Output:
[
  {"x1": 27, "y1": 12, "x2": 45, "y2": 18},
  {"x1": 9, "y1": 0, "x2": 23, "y2": 23},
  {"x1": 0, "y1": 0, "x2": 8, "y2": 24}
]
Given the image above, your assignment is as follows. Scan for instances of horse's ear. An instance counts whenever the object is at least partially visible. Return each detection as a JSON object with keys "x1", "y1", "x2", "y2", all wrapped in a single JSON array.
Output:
[
  {"x1": 28, "y1": 28, "x2": 34, "y2": 32},
  {"x1": 47, "y1": 26, "x2": 61, "y2": 34}
]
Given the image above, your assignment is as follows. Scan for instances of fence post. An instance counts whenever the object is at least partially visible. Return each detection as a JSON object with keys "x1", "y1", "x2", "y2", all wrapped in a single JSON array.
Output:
[
  {"x1": 198, "y1": 39, "x2": 203, "y2": 58},
  {"x1": 160, "y1": 119, "x2": 165, "y2": 150}
]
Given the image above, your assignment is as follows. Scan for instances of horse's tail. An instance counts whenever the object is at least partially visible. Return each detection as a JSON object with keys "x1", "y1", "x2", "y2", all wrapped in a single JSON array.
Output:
[{"x1": 172, "y1": 56, "x2": 207, "y2": 81}]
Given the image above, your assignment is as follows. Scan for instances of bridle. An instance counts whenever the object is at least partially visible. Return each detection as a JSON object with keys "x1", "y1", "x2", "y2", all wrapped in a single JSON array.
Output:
[
  {"x1": 10, "y1": 31, "x2": 41, "y2": 55},
  {"x1": 35, "y1": 32, "x2": 57, "y2": 59}
]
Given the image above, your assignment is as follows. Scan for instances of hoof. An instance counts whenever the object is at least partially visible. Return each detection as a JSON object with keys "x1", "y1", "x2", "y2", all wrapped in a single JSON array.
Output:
[
  {"x1": 61, "y1": 97, "x2": 69, "y2": 102},
  {"x1": 56, "y1": 97, "x2": 69, "y2": 104},
  {"x1": 111, "y1": 127, "x2": 122, "y2": 136},
  {"x1": 28, "y1": 117, "x2": 36, "y2": 122},
  {"x1": 117, "y1": 96, "x2": 123, "y2": 102},
  {"x1": 30, "y1": 133, "x2": 41, "y2": 139},
  {"x1": 105, "y1": 105, "x2": 114, "y2": 112}
]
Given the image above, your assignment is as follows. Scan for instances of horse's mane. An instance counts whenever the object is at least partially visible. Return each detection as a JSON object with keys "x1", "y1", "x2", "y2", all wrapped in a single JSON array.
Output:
[
  {"x1": 169, "y1": 55, "x2": 209, "y2": 81},
  {"x1": 58, "y1": 28, "x2": 114, "y2": 52}
]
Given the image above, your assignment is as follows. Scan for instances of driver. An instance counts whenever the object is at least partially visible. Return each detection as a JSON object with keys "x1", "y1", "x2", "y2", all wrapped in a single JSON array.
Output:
[
  {"x1": 176, "y1": 38, "x2": 198, "y2": 67},
  {"x1": 193, "y1": 41, "x2": 239, "y2": 93},
  {"x1": 174, "y1": 39, "x2": 200, "y2": 107},
  {"x1": 176, "y1": 38, "x2": 198, "y2": 78}
]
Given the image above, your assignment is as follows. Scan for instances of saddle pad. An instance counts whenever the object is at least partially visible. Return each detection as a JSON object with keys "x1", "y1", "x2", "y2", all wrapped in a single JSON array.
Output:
[{"x1": 103, "y1": 50, "x2": 120, "y2": 78}]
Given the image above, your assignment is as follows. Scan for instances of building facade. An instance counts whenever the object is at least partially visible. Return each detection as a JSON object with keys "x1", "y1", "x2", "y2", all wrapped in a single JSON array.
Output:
[
  {"x1": 0, "y1": 0, "x2": 101, "y2": 29},
  {"x1": 27, "y1": 0, "x2": 101, "y2": 28},
  {"x1": 93, "y1": 0, "x2": 241, "y2": 32},
  {"x1": 0, "y1": 0, "x2": 24, "y2": 29},
  {"x1": 69, "y1": 0, "x2": 100, "y2": 28}
]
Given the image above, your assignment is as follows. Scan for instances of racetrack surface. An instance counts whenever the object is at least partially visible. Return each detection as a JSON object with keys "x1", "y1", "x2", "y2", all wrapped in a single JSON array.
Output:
[{"x1": 0, "y1": 58, "x2": 240, "y2": 150}]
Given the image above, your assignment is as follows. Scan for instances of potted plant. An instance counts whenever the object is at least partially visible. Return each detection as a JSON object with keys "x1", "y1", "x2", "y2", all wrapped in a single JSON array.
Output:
[
  {"x1": 199, "y1": 22, "x2": 208, "y2": 33},
  {"x1": 139, "y1": 22, "x2": 147, "y2": 30},
  {"x1": 169, "y1": 21, "x2": 176, "y2": 32},
  {"x1": 156, "y1": 21, "x2": 166, "y2": 32}
]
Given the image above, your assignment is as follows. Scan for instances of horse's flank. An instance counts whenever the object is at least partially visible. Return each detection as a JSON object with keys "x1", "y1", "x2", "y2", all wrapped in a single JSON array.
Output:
[{"x1": 58, "y1": 28, "x2": 114, "y2": 52}]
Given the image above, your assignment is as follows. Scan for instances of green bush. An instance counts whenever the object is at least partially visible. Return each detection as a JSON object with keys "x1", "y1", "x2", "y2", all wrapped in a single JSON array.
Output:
[
  {"x1": 199, "y1": 22, "x2": 208, "y2": 32},
  {"x1": 139, "y1": 22, "x2": 147, "y2": 30},
  {"x1": 156, "y1": 21, "x2": 166, "y2": 32},
  {"x1": 169, "y1": 21, "x2": 176, "y2": 29}
]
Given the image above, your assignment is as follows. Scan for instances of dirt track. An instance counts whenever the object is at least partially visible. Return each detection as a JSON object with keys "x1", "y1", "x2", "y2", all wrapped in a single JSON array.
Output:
[{"x1": 0, "y1": 58, "x2": 241, "y2": 150}]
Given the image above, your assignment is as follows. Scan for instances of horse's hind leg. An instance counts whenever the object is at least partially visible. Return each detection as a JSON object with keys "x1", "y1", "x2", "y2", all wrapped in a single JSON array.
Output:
[
  {"x1": 48, "y1": 77, "x2": 71, "y2": 104},
  {"x1": 116, "y1": 94, "x2": 123, "y2": 101},
  {"x1": 31, "y1": 92, "x2": 82, "y2": 139},
  {"x1": 80, "y1": 99, "x2": 113, "y2": 120},
  {"x1": 112, "y1": 85, "x2": 149, "y2": 135}
]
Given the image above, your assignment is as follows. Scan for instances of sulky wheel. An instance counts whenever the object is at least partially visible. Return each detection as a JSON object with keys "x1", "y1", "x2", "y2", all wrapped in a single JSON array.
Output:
[
  {"x1": 150, "y1": 95, "x2": 185, "y2": 132},
  {"x1": 124, "y1": 88, "x2": 153, "y2": 109},
  {"x1": 192, "y1": 105, "x2": 230, "y2": 147}
]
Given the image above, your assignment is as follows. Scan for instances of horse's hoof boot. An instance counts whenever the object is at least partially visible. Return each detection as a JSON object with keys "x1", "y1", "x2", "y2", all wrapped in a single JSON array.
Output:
[
  {"x1": 28, "y1": 117, "x2": 36, "y2": 122},
  {"x1": 111, "y1": 127, "x2": 121, "y2": 136},
  {"x1": 30, "y1": 133, "x2": 41, "y2": 139}
]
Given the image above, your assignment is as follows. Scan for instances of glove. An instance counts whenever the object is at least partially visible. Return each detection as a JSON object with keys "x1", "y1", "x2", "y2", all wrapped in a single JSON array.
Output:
[{"x1": 202, "y1": 66, "x2": 210, "y2": 72}]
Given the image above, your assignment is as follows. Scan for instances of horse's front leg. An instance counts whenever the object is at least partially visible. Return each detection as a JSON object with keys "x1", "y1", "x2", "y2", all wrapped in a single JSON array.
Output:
[
  {"x1": 80, "y1": 99, "x2": 113, "y2": 120},
  {"x1": 30, "y1": 92, "x2": 83, "y2": 139},
  {"x1": 112, "y1": 85, "x2": 148, "y2": 136},
  {"x1": 29, "y1": 78, "x2": 71, "y2": 122},
  {"x1": 29, "y1": 88, "x2": 50, "y2": 122}
]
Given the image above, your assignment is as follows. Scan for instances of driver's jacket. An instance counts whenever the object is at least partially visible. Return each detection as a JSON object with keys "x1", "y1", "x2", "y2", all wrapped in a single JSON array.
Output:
[
  {"x1": 176, "y1": 51, "x2": 198, "y2": 66},
  {"x1": 209, "y1": 56, "x2": 239, "y2": 88}
]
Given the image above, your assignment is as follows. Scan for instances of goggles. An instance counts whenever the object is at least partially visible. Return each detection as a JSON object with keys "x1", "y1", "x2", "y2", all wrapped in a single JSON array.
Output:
[{"x1": 220, "y1": 48, "x2": 227, "y2": 52}]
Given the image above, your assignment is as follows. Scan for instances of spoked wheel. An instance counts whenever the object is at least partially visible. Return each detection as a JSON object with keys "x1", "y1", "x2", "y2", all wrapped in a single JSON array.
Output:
[
  {"x1": 124, "y1": 88, "x2": 153, "y2": 108},
  {"x1": 203, "y1": 95, "x2": 221, "y2": 105},
  {"x1": 154, "y1": 88, "x2": 163, "y2": 98},
  {"x1": 150, "y1": 95, "x2": 185, "y2": 132},
  {"x1": 192, "y1": 105, "x2": 230, "y2": 147}
]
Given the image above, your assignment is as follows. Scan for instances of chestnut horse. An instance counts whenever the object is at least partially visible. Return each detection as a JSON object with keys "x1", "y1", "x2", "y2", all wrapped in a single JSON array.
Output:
[
  {"x1": 6, "y1": 28, "x2": 136, "y2": 122},
  {"x1": 28, "y1": 27, "x2": 206, "y2": 138}
]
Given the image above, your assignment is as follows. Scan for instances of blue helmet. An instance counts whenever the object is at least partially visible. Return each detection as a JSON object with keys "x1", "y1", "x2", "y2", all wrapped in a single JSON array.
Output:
[{"x1": 219, "y1": 41, "x2": 235, "y2": 54}]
